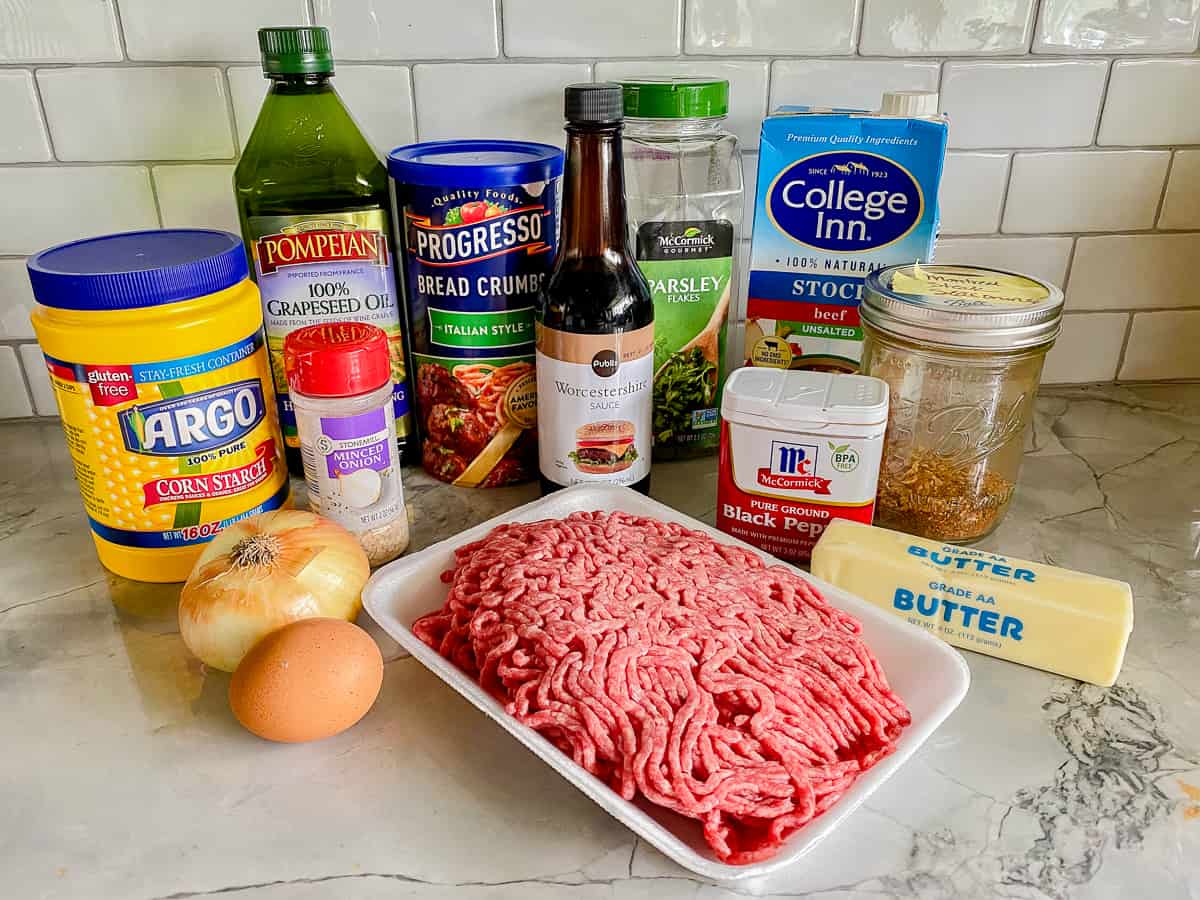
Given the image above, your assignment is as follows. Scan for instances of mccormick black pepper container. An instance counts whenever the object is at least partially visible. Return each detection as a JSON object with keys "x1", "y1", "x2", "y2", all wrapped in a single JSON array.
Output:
[{"x1": 536, "y1": 83, "x2": 654, "y2": 496}]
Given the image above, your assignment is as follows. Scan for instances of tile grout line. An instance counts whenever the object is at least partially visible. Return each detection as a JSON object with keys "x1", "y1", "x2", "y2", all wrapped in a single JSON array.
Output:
[
  {"x1": 994, "y1": 151, "x2": 1015, "y2": 234},
  {"x1": 408, "y1": 66, "x2": 420, "y2": 142},
  {"x1": 1090, "y1": 57, "x2": 1115, "y2": 147},
  {"x1": 677, "y1": 0, "x2": 686, "y2": 55},
  {"x1": 109, "y1": 0, "x2": 131, "y2": 62},
  {"x1": 496, "y1": 0, "x2": 506, "y2": 58},
  {"x1": 27, "y1": 67, "x2": 59, "y2": 163},
  {"x1": 852, "y1": 0, "x2": 866, "y2": 55},
  {"x1": 221, "y1": 67, "x2": 244, "y2": 152},
  {"x1": 9, "y1": 344, "x2": 40, "y2": 417},
  {"x1": 1113, "y1": 312, "x2": 1137, "y2": 382},
  {"x1": 1152, "y1": 149, "x2": 1177, "y2": 227}
]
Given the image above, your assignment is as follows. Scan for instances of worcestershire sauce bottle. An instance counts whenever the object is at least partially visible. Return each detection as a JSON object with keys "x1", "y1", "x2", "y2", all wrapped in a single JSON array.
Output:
[
  {"x1": 234, "y1": 27, "x2": 414, "y2": 476},
  {"x1": 537, "y1": 84, "x2": 654, "y2": 496}
]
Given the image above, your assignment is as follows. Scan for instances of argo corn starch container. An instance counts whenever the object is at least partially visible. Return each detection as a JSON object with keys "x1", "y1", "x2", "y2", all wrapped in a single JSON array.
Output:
[{"x1": 28, "y1": 229, "x2": 290, "y2": 583}]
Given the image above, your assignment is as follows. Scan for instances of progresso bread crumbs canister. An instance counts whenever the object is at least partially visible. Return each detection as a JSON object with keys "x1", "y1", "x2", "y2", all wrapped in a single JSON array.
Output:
[{"x1": 387, "y1": 140, "x2": 563, "y2": 487}]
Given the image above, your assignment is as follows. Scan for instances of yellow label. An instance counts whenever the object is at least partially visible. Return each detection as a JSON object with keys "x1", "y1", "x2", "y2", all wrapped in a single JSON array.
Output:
[
  {"x1": 891, "y1": 264, "x2": 1051, "y2": 307},
  {"x1": 751, "y1": 334, "x2": 794, "y2": 368},
  {"x1": 44, "y1": 330, "x2": 290, "y2": 551}
]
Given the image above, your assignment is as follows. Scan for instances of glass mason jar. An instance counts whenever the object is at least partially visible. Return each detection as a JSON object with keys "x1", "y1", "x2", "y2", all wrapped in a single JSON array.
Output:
[{"x1": 860, "y1": 264, "x2": 1064, "y2": 543}]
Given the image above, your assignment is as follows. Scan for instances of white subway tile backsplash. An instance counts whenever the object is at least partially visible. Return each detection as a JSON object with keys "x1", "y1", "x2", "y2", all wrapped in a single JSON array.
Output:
[
  {"x1": 314, "y1": 0, "x2": 499, "y2": 60},
  {"x1": 594, "y1": 61, "x2": 767, "y2": 149},
  {"x1": 940, "y1": 60, "x2": 1107, "y2": 149},
  {"x1": 153, "y1": 165, "x2": 240, "y2": 233},
  {"x1": 0, "y1": 259, "x2": 37, "y2": 340},
  {"x1": 934, "y1": 236, "x2": 1074, "y2": 286},
  {"x1": 329, "y1": 66, "x2": 416, "y2": 154},
  {"x1": 18, "y1": 344, "x2": 56, "y2": 417},
  {"x1": 1120, "y1": 310, "x2": 1200, "y2": 380},
  {"x1": 860, "y1": 0, "x2": 1036, "y2": 55},
  {"x1": 0, "y1": 71, "x2": 53, "y2": 163},
  {"x1": 0, "y1": 0, "x2": 1196, "y2": 405},
  {"x1": 687, "y1": 0, "x2": 857, "y2": 55},
  {"x1": 1035, "y1": 0, "x2": 1200, "y2": 53},
  {"x1": 1066, "y1": 233, "x2": 1200, "y2": 309},
  {"x1": 0, "y1": 347, "x2": 33, "y2": 418},
  {"x1": 742, "y1": 153, "x2": 758, "y2": 235},
  {"x1": 1098, "y1": 60, "x2": 1200, "y2": 146},
  {"x1": 506, "y1": 0, "x2": 679, "y2": 56},
  {"x1": 1159, "y1": 151, "x2": 1200, "y2": 230},
  {"x1": 938, "y1": 152, "x2": 1010, "y2": 235},
  {"x1": 0, "y1": 166, "x2": 159, "y2": 255},
  {"x1": 1002, "y1": 151, "x2": 1170, "y2": 233},
  {"x1": 121, "y1": 0, "x2": 310, "y2": 61},
  {"x1": 1041, "y1": 312, "x2": 1128, "y2": 383},
  {"x1": 769, "y1": 60, "x2": 941, "y2": 111},
  {"x1": 227, "y1": 67, "x2": 267, "y2": 147},
  {"x1": 38, "y1": 68, "x2": 234, "y2": 162},
  {"x1": 414, "y1": 63, "x2": 590, "y2": 147},
  {"x1": 231, "y1": 65, "x2": 417, "y2": 154},
  {"x1": 0, "y1": 0, "x2": 122, "y2": 63}
]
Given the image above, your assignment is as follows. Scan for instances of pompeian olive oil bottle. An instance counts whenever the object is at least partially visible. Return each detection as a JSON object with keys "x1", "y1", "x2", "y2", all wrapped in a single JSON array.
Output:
[
  {"x1": 536, "y1": 84, "x2": 654, "y2": 496},
  {"x1": 234, "y1": 26, "x2": 413, "y2": 475}
]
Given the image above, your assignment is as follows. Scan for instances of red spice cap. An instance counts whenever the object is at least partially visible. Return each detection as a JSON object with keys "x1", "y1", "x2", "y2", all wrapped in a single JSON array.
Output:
[{"x1": 283, "y1": 322, "x2": 392, "y2": 398}]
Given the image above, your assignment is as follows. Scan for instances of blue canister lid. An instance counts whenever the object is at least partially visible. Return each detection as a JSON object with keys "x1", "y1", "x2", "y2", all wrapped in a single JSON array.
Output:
[
  {"x1": 27, "y1": 229, "x2": 249, "y2": 311},
  {"x1": 387, "y1": 140, "x2": 564, "y2": 188}
]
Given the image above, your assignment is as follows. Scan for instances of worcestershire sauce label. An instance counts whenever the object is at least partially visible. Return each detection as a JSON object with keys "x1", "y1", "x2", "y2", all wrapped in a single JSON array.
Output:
[
  {"x1": 636, "y1": 220, "x2": 733, "y2": 458},
  {"x1": 247, "y1": 209, "x2": 411, "y2": 449}
]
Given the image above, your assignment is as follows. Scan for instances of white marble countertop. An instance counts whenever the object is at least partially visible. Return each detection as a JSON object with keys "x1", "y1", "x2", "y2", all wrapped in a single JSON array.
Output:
[{"x1": 3, "y1": 384, "x2": 1199, "y2": 900}]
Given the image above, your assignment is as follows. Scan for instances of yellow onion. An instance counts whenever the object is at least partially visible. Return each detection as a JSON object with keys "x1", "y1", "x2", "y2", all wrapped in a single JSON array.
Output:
[{"x1": 179, "y1": 509, "x2": 370, "y2": 671}]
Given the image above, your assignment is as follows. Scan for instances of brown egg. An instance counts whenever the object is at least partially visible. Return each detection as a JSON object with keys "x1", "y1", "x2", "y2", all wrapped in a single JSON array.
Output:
[{"x1": 229, "y1": 618, "x2": 384, "y2": 743}]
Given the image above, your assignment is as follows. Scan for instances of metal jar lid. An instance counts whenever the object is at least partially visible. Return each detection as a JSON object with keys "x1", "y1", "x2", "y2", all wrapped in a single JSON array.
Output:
[{"x1": 862, "y1": 263, "x2": 1064, "y2": 351}]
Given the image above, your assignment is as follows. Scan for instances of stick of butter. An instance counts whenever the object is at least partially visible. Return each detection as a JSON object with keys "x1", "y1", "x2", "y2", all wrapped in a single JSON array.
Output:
[{"x1": 810, "y1": 520, "x2": 1133, "y2": 686}]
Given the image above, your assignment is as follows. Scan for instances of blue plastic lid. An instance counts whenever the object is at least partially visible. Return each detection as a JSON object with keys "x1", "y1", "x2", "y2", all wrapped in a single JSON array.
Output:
[
  {"x1": 27, "y1": 229, "x2": 249, "y2": 311},
  {"x1": 388, "y1": 140, "x2": 564, "y2": 188}
]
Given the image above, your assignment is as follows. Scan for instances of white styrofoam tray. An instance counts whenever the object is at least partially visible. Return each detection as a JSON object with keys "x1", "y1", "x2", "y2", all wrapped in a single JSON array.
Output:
[{"x1": 363, "y1": 484, "x2": 970, "y2": 883}]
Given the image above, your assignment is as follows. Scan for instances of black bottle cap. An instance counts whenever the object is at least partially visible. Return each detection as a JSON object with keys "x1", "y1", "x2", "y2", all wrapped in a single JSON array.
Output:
[{"x1": 564, "y1": 83, "x2": 624, "y2": 125}]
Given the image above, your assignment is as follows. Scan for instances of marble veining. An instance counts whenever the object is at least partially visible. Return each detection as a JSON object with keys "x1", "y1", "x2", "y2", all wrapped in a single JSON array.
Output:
[{"x1": 1, "y1": 384, "x2": 1198, "y2": 899}]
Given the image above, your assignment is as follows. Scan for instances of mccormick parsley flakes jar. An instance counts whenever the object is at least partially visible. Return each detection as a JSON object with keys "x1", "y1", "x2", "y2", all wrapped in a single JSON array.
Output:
[
  {"x1": 860, "y1": 263, "x2": 1063, "y2": 543},
  {"x1": 388, "y1": 140, "x2": 563, "y2": 487},
  {"x1": 28, "y1": 230, "x2": 290, "y2": 583}
]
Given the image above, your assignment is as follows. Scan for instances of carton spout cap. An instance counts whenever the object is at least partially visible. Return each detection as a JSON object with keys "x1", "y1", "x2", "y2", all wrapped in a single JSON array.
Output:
[{"x1": 880, "y1": 90, "x2": 939, "y2": 117}]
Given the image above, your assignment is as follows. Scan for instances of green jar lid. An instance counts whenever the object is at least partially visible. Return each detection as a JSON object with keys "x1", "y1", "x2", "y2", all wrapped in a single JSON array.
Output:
[
  {"x1": 620, "y1": 77, "x2": 729, "y2": 119},
  {"x1": 259, "y1": 26, "x2": 334, "y2": 76}
]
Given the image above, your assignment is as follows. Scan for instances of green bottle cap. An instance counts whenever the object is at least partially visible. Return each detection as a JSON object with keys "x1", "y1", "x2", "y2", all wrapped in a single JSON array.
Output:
[
  {"x1": 258, "y1": 26, "x2": 334, "y2": 76},
  {"x1": 620, "y1": 77, "x2": 729, "y2": 119}
]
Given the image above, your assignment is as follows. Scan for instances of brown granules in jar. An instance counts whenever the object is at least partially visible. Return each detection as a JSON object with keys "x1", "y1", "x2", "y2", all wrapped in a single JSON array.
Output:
[{"x1": 875, "y1": 447, "x2": 1015, "y2": 542}]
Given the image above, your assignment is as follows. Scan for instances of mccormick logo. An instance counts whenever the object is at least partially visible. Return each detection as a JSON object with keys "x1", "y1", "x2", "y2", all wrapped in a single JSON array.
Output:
[
  {"x1": 408, "y1": 206, "x2": 550, "y2": 266},
  {"x1": 655, "y1": 226, "x2": 715, "y2": 254},
  {"x1": 119, "y1": 380, "x2": 266, "y2": 456},
  {"x1": 767, "y1": 151, "x2": 923, "y2": 252},
  {"x1": 757, "y1": 440, "x2": 832, "y2": 494},
  {"x1": 255, "y1": 224, "x2": 387, "y2": 275}
]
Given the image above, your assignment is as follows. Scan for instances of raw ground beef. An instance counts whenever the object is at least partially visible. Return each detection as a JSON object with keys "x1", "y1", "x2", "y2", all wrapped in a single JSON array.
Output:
[{"x1": 413, "y1": 511, "x2": 910, "y2": 864}]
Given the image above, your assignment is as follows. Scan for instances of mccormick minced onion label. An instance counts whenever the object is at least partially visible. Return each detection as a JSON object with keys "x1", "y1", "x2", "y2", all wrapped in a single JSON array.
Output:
[
  {"x1": 246, "y1": 210, "x2": 411, "y2": 448},
  {"x1": 536, "y1": 323, "x2": 653, "y2": 488}
]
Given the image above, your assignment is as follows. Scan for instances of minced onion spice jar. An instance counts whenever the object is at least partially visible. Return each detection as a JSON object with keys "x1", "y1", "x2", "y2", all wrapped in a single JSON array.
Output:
[
  {"x1": 284, "y1": 322, "x2": 410, "y2": 566},
  {"x1": 859, "y1": 264, "x2": 1063, "y2": 543}
]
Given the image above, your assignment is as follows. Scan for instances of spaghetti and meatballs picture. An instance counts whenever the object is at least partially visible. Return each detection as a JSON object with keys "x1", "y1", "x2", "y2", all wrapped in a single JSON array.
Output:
[{"x1": 415, "y1": 360, "x2": 536, "y2": 487}]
